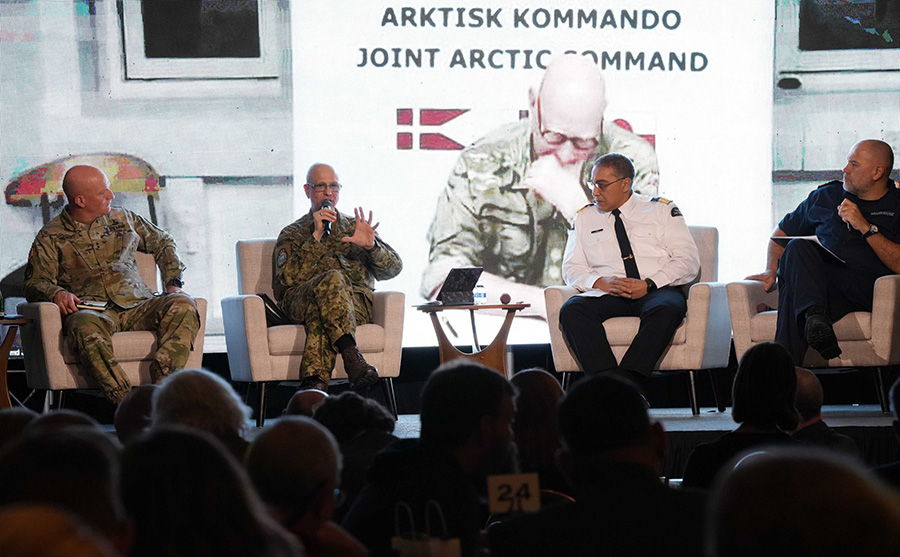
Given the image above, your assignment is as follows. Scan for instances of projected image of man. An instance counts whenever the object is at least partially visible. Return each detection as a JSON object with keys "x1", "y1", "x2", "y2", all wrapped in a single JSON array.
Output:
[
  {"x1": 422, "y1": 53, "x2": 659, "y2": 317},
  {"x1": 273, "y1": 163, "x2": 403, "y2": 391}
]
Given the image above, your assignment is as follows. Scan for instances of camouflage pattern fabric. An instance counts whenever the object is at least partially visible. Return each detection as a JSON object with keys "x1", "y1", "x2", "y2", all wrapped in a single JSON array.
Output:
[
  {"x1": 63, "y1": 293, "x2": 200, "y2": 402},
  {"x1": 421, "y1": 119, "x2": 659, "y2": 298},
  {"x1": 24, "y1": 207, "x2": 199, "y2": 403},
  {"x1": 274, "y1": 211, "x2": 402, "y2": 383}
]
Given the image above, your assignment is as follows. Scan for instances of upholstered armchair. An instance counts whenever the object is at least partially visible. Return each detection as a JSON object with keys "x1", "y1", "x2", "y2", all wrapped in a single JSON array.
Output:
[
  {"x1": 221, "y1": 239, "x2": 404, "y2": 425},
  {"x1": 544, "y1": 226, "x2": 732, "y2": 415},
  {"x1": 18, "y1": 252, "x2": 207, "y2": 408}
]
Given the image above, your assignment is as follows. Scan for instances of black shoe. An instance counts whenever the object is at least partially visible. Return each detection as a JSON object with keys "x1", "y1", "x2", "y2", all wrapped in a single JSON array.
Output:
[
  {"x1": 298, "y1": 375, "x2": 328, "y2": 392},
  {"x1": 805, "y1": 313, "x2": 842, "y2": 360},
  {"x1": 340, "y1": 346, "x2": 380, "y2": 391}
]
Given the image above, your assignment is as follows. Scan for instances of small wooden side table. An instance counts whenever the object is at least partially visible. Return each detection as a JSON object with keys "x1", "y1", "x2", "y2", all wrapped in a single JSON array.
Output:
[
  {"x1": 415, "y1": 303, "x2": 530, "y2": 378},
  {"x1": 0, "y1": 316, "x2": 29, "y2": 410}
]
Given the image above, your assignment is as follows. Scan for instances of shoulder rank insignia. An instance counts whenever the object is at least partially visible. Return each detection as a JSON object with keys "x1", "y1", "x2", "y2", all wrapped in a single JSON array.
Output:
[
  {"x1": 650, "y1": 197, "x2": 672, "y2": 204},
  {"x1": 671, "y1": 206, "x2": 683, "y2": 217},
  {"x1": 276, "y1": 248, "x2": 287, "y2": 268},
  {"x1": 575, "y1": 203, "x2": 595, "y2": 214}
]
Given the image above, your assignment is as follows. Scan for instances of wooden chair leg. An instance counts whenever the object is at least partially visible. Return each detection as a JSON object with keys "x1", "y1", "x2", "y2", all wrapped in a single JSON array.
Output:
[
  {"x1": 255, "y1": 382, "x2": 268, "y2": 428},
  {"x1": 382, "y1": 378, "x2": 398, "y2": 419},
  {"x1": 687, "y1": 370, "x2": 699, "y2": 416},
  {"x1": 874, "y1": 367, "x2": 889, "y2": 413}
]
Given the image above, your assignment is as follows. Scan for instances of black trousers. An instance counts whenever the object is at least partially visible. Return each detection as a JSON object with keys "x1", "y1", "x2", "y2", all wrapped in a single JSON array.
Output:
[
  {"x1": 559, "y1": 286, "x2": 687, "y2": 377},
  {"x1": 775, "y1": 239, "x2": 875, "y2": 364}
]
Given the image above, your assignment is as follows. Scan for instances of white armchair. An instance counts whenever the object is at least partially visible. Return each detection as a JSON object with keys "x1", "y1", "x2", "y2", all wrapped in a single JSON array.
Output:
[
  {"x1": 221, "y1": 239, "x2": 404, "y2": 425},
  {"x1": 18, "y1": 252, "x2": 207, "y2": 409},
  {"x1": 727, "y1": 275, "x2": 900, "y2": 412},
  {"x1": 544, "y1": 226, "x2": 732, "y2": 415}
]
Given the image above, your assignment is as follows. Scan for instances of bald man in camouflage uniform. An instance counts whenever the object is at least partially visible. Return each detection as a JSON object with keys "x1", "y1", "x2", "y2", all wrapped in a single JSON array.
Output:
[
  {"x1": 422, "y1": 54, "x2": 658, "y2": 316},
  {"x1": 274, "y1": 163, "x2": 402, "y2": 391},
  {"x1": 24, "y1": 165, "x2": 200, "y2": 403}
]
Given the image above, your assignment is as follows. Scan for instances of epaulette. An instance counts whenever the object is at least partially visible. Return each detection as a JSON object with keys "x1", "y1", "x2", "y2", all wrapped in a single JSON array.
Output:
[
  {"x1": 650, "y1": 197, "x2": 672, "y2": 204},
  {"x1": 575, "y1": 203, "x2": 595, "y2": 214},
  {"x1": 816, "y1": 180, "x2": 842, "y2": 189}
]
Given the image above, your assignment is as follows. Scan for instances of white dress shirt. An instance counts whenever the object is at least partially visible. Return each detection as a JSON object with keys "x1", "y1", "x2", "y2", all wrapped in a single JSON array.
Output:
[{"x1": 562, "y1": 193, "x2": 700, "y2": 297}]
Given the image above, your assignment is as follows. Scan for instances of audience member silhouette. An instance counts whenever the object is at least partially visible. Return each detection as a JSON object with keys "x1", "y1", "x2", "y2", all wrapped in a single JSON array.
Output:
[
  {"x1": 508, "y1": 368, "x2": 569, "y2": 495},
  {"x1": 874, "y1": 376, "x2": 900, "y2": 489},
  {"x1": 0, "y1": 407, "x2": 37, "y2": 450},
  {"x1": 151, "y1": 368, "x2": 253, "y2": 462},
  {"x1": 284, "y1": 388, "x2": 328, "y2": 417},
  {"x1": 28, "y1": 409, "x2": 103, "y2": 432},
  {"x1": 113, "y1": 384, "x2": 157, "y2": 444},
  {"x1": 246, "y1": 416, "x2": 367, "y2": 557},
  {"x1": 708, "y1": 448, "x2": 900, "y2": 556},
  {"x1": 312, "y1": 391, "x2": 398, "y2": 521},
  {"x1": 682, "y1": 342, "x2": 800, "y2": 489},
  {"x1": 119, "y1": 426, "x2": 301, "y2": 557},
  {"x1": 488, "y1": 374, "x2": 707, "y2": 556},
  {"x1": 0, "y1": 427, "x2": 130, "y2": 553},
  {"x1": 342, "y1": 360, "x2": 518, "y2": 557},
  {"x1": 792, "y1": 367, "x2": 858, "y2": 457},
  {"x1": 0, "y1": 504, "x2": 120, "y2": 557}
]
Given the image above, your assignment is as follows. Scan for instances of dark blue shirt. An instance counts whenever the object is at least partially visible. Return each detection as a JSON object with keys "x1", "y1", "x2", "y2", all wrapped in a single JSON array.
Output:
[{"x1": 779, "y1": 180, "x2": 899, "y2": 279}]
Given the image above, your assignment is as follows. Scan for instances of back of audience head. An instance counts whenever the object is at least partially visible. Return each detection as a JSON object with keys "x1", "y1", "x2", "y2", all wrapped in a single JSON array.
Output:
[
  {"x1": 152, "y1": 369, "x2": 251, "y2": 453},
  {"x1": 509, "y1": 368, "x2": 564, "y2": 471},
  {"x1": 28, "y1": 409, "x2": 103, "y2": 433},
  {"x1": 420, "y1": 360, "x2": 516, "y2": 448},
  {"x1": 312, "y1": 391, "x2": 394, "y2": 443},
  {"x1": 708, "y1": 448, "x2": 900, "y2": 556},
  {"x1": 120, "y1": 426, "x2": 293, "y2": 557},
  {"x1": 0, "y1": 504, "x2": 120, "y2": 557},
  {"x1": 731, "y1": 342, "x2": 799, "y2": 431},
  {"x1": 114, "y1": 384, "x2": 157, "y2": 444},
  {"x1": 794, "y1": 367, "x2": 824, "y2": 426},
  {"x1": 246, "y1": 416, "x2": 342, "y2": 530},
  {"x1": 0, "y1": 407, "x2": 38, "y2": 450},
  {"x1": 0, "y1": 427, "x2": 127, "y2": 549},
  {"x1": 284, "y1": 388, "x2": 328, "y2": 417},
  {"x1": 557, "y1": 374, "x2": 665, "y2": 484}
]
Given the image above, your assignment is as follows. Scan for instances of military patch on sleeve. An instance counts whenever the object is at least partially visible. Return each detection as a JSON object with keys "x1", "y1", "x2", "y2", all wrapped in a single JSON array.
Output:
[
  {"x1": 671, "y1": 206, "x2": 683, "y2": 217},
  {"x1": 651, "y1": 197, "x2": 672, "y2": 205},
  {"x1": 276, "y1": 248, "x2": 287, "y2": 268}
]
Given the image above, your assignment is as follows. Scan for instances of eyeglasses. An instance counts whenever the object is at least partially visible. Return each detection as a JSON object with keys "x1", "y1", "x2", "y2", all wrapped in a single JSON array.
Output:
[
  {"x1": 537, "y1": 98, "x2": 600, "y2": 151},
  {"x1": 307, "y1": 182, "x2": 342, "y2": 193},
  {"x1": 591, "y1": 176, "x2": 628, "y2": 191}
]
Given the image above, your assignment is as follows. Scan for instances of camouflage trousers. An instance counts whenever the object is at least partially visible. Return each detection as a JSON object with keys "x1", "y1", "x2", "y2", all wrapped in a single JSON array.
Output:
[
  {"x1": 281, "y1": 269, "x2": 372, "y2": 384},
  {"x1": 63, "y1": 293, "x2": 200, "y2": 403}
]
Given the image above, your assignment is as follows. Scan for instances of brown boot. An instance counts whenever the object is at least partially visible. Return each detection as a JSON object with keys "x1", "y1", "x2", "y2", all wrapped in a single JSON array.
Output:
[{"x1": 340, "y1": 345, "x2": 379, "y2": 391}]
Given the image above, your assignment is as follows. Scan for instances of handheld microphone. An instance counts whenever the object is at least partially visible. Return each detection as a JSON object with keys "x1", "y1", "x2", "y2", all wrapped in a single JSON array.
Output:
[{"x1": 320, "y1": 199, "x2": 332, "y2": 236}]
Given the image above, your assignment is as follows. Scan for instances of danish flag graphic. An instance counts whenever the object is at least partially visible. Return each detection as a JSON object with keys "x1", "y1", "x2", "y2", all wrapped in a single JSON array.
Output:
[{"x1": 396, "y1": 108, "x2": 470, "y2": 150}]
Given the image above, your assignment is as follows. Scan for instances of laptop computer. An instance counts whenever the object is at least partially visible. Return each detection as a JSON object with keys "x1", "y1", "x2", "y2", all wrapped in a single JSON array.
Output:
[{"x1": 436, "y1": 267, "x2": 483, "y2": 306}]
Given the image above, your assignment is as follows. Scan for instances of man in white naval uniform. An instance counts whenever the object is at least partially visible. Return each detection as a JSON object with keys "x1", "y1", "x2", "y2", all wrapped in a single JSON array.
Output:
[{"x1": 559, "y1": 153, "x2": 700, "y2": 389}]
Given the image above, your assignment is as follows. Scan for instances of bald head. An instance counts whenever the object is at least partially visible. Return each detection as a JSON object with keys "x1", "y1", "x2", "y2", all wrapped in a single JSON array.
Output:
[
  {"x1": 857, "y1": 139, "x2": 895, "y2": 173},
  {"x1": 62, "y1": 165, "x2": 106, "y2": 200},
  {"x1": 306, "y1": 163, "x2": 337, "y2": 185},
  {"x1": 62, "y1": 165, "x2": 114, "y2": 222},
  {"x1": 245, "y1": 416, "x2": 341, "y2": 514},
  {"x1": 794, "y1": 367, "x2": 824, "y2": 423},
  {"x1": 284, "y1": 389, "x2": 328, "y2": 417},
  {"x1": 843, "y1": 139, "x2": 896, "y2": 198}
]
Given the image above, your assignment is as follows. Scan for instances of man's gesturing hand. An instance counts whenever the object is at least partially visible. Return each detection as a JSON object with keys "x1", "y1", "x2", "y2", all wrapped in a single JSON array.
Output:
[{"x1": 341, "y1": 206, "x2": 380, "y2": 250}]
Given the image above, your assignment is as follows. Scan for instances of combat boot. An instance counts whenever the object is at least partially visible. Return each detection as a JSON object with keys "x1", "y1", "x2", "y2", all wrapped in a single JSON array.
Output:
[{"x1": 340, "y1": 345, "x2": 379, "y2": 391}]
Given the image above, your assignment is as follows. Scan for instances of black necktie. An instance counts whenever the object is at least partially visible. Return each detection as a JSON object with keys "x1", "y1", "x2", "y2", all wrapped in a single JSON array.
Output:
[{"x1": 612, "y1": 209, "x2": 640, "y2": 279}]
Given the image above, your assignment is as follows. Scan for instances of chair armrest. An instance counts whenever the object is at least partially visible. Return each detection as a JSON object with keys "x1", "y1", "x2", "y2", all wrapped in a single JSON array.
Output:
[
  {"x1": 186, "y1": 297, "x2": 208, "y2": 368},
  {"x1": 16, "y1": 302, "x2": 68, "y2": 389},
  {"x1": 871, "y1": 274, "x2": 900, "y2": 362},
  {"x1": 544, "y1": 286, "x2": 580, "y2": 372},
  {"x1": 683, "y1": 282, "x2": 732, "y2": 369},
  {"x1": 726, "y1": 280, "x2": 774, "y2": 360},
  {"x1": 221, "y1": 294, "x2": 271, "y2": 382},
  {"x1": 373, "y1": 291, "x2": 405, "y2": 376}
]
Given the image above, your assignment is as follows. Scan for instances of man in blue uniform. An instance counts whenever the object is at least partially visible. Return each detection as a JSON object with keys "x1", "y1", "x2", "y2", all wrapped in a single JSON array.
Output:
[{"x1": 747, "y1": 140, "x2": 899, "y2": 364}]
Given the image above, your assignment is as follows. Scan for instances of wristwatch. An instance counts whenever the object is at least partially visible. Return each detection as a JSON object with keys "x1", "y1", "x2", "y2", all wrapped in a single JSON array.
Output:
[
  {"x1": 645, "y1": 278, "x2": 658, "y2": 293},
  {"x1": 167, "y1": 278, "x2": 184, "y2": 288},
  {"x1": 863, "y1": 224, "x2": 879, "y2": 239}
]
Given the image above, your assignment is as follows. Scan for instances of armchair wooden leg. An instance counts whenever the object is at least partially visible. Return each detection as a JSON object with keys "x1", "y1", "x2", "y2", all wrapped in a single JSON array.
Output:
[
  {"x1": 687, "y1": 370, "x2": 699, "y2": 416},
  {"x1": 381, "y1": 378, "x2": 398, "y2": 419},
  {"x1": 255, "y1": 382, "x2": 268, "y2": 428},
  {"x1": 708, "y1": 369, "x2": 728, "y2": 413},
  {"x1": 874, "y1": 367, "x2": 889, "y2": 413}
]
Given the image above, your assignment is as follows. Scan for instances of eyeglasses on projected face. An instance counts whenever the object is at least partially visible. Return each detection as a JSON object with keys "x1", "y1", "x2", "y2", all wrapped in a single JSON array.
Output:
[
  {"x1": 307, "y1": 182, "x2": 342, "y2": 193},
  {"x1": 591, "y1": 176, "x2": 629, "y2": 191},
  {"x1": 536, "y1": 98, "x2": 600, "y2": 151}
]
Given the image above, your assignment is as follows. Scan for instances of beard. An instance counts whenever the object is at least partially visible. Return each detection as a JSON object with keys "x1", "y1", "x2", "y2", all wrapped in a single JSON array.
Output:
[{"x1": 476, "y1": 439, "x2": 521, "y2": 478}]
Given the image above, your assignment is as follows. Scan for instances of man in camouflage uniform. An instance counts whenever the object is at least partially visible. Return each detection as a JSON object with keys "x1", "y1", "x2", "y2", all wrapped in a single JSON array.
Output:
[
  {"x1": 422, "y1": 54, "x2": 658, "y2": 317},
  {"x1": 274, "y1": 163, "x2": 402, "y2": 391},
  {"x1": 24, "y1": 165, "x2": 200, "y2": 403}
]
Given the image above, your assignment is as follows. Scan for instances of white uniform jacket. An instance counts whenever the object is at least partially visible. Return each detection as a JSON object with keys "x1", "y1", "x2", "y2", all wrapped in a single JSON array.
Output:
[{"x1": 562, "y1": 194, "x2": 700, "y2": 297}]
